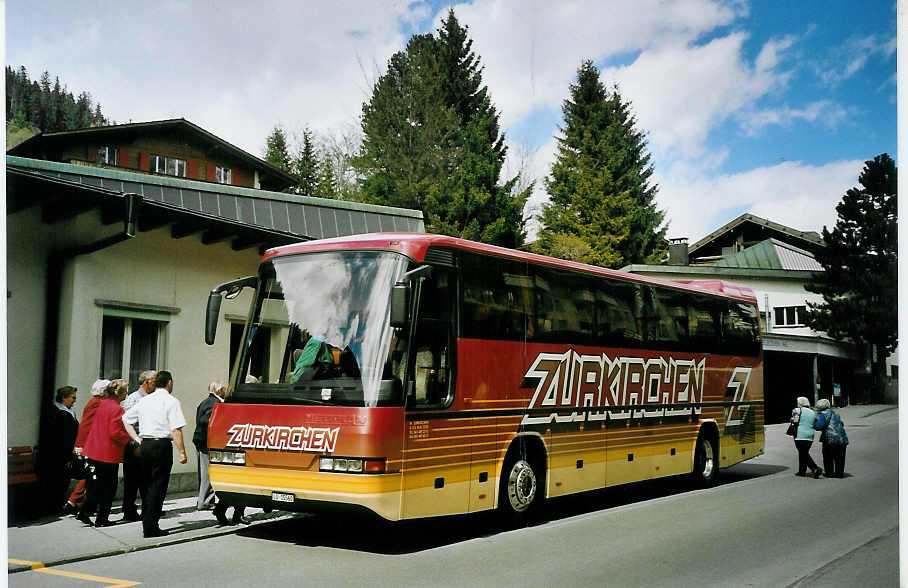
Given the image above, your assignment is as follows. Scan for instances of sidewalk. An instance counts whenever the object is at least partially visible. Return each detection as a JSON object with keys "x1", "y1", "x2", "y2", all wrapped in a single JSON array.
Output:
[{"x1": 7, "y1": 493, "x2": 295, "y2": 574}]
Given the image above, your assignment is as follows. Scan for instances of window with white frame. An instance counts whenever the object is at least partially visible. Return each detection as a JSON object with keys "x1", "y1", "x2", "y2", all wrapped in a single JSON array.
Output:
[
  {"x1": 98, "y1": 146, "x2": 119, "y2": 166},
  {"x1": 100, "y1": 315, "x2": 168, "y2": 390},
  {"x1": 150, "y1": 154, "x2": 187, "y2": 177},
  {"x1": 773, "y1": 305, "x2": 807, "y2": 327},
  {"x1": 215, "y1": 166, "x2": 232, "y2": 184}
]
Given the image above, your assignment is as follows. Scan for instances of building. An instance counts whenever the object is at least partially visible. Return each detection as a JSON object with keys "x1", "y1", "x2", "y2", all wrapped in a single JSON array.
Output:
[
  {"x1": 8, "y1": 118, "x2": 296, "y2": 191},
  {"x1": 623, "y1": 213, "x2": 895, "y2": 423},
  {"x1": 6, "y1": 120, "x2": 424, "y2": 513}
]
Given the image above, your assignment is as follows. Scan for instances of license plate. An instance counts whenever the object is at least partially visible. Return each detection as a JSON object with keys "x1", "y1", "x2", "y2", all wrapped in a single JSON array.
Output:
[{"x1": 271, "y1": 491, "x2": 295, "y2": 503}]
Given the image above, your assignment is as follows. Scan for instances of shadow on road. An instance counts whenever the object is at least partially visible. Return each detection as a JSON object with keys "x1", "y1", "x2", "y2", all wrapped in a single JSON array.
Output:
[{"x1": 237, "y1": 463, "x2": 785, "y2": 554}]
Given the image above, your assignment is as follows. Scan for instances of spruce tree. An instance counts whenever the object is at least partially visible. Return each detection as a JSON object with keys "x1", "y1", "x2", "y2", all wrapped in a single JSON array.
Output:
[
  {"x1": 354, "y1": 10, "x2": 527, "y2": 247},
  {"x1": 536, "y1": 60, "x2": 666, "y2": 267},
  {"x1": 264, "y1": 125, "x2": 292, "y2": 173},
  {"x1": 317, "y1": 154, "x2": 338, "y2": 199},
  {"x1": 805, "y1": 154, "x2": 898, "y2": 401},
  {"x1": 292, "y1": 128, "x2": 320, "y2": 196}
]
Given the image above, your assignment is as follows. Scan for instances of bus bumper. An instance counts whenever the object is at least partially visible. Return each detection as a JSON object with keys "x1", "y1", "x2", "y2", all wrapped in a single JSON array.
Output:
[{"x1": 209, "y1": 464, "x2": 403, "y2": 521}]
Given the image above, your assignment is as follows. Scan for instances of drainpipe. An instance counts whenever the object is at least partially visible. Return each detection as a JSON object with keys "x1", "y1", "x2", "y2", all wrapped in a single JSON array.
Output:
[{"x1": 41, "y1": 193, "x2": 141, "y2": 405}]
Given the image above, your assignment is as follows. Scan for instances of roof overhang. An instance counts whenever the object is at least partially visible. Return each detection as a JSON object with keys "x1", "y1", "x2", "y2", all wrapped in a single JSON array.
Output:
[{"x1": 7, "y1": 156, "x2": 424, "y2": 254}]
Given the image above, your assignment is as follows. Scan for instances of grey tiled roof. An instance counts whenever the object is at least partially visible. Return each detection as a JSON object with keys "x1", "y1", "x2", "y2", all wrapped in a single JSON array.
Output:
[{"x1": 7, "y1": 156, "x2": 425, "y2": 239}]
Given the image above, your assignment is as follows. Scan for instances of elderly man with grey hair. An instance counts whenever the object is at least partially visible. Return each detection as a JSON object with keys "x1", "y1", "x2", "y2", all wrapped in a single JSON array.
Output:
[
  {"x1": 193, "y1": 379, "x2": 226, "y2": 512},
  {"x1": 119, "y1": 370, "x2": 156, "y2": 522}
]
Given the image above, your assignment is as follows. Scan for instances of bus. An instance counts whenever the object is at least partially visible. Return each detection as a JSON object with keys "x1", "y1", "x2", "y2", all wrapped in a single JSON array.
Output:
[{"x1": 204, "y1": 233, "x2": 763, "y2": 522}]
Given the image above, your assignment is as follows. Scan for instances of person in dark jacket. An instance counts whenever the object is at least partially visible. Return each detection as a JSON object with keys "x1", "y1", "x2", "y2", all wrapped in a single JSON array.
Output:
[
  {"x1": 194, "y1": 379, "x2": 224, "y2": 511},
  {"x1": 37, "y1": 385, "x2": 79, "y2": 515},
  {"x1": 195, "y1": 378, "x2": 247, "y2": 525}
]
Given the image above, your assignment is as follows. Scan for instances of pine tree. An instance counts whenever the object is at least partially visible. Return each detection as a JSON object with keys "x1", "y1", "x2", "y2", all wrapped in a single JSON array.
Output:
[
  {"x1": 92, "y1": 103, "x2": 105, "y2": 126},
  {"x1": 264, "y1": 125, "x2": 292, "y2": 173},
  {"x1": 317, "y1": 154, "x2": 338, "y2": 199},
  {"x1": 535, "y1": 60, "x2": 666, "y2": 267},
  {"x1": 354, "y1": 10, "x2": 528, "y2": 247},
  {"x1": 6, "y1": 67, "x2": 107, "y2": 135},
  {"x1": 293, "y1": 128, "x2": 320, "y2": 196},
  {"x1": 805, "y1": 154, "x2": 898, "y2": 401}
]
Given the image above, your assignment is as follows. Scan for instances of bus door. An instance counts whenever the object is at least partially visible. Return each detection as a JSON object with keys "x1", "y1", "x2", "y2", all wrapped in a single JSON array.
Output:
[{"x1": 401, "y1": 266, "x2": 466, "y2": 518}]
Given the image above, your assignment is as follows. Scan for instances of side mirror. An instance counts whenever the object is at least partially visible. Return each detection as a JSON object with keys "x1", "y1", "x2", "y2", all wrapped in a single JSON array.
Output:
[
  {"x1": 205, "y1": 292, "x2": 222, "y2": 345},
  {"x1": 389, "y1": 283, "x2": 409, "y2": 329},
  {"x1": 205, "y1": 275, "x2": 257, "y2": 345}
]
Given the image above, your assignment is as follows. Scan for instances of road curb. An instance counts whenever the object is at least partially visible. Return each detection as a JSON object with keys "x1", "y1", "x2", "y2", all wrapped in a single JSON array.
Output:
[{"x1": 7, "y1": 526, "x2": 243, "y2": 574}]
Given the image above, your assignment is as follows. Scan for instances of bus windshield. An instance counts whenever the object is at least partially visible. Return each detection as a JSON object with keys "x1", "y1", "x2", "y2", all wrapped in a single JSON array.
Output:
[{"x1": 232, "y1": 250, "x2": 410, "y2": 407}]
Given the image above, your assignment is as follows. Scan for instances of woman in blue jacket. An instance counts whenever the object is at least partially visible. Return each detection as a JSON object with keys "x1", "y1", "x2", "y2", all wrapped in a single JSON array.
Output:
[
  {"x1": 813, "y1": 398, "x2": 848, "y2": 478},
  {"x1": 791, "y1": 396, "x2": 823, "y2": 478}
]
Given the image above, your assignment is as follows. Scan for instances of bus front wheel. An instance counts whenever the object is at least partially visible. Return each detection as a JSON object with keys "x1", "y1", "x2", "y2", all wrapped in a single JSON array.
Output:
[
  {"x1": 498, "y1": 450, "x2": 544, "y2": 523},
  {"x1": 692, "y1": 434, "x2": 718, "y2": 487}
]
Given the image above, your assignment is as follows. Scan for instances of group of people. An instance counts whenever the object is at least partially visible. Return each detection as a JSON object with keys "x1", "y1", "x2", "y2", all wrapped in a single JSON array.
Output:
[
  {"x1": 40, "y1": 370, "x2": 190, "y2": 538},
  {"x1": 790, "y1": 396, "x2": 850, "y2": 479},
  {"x1": 39, "y1": 370, "x2": 252, "y2": 537}
]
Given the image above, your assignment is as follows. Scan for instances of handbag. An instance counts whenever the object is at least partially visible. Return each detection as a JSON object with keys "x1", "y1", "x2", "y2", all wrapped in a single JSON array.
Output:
[
  {"x1": 786, "y1": 408, "x2": 800, "y2": 436},
  {"x1": 64, "y1": 455, "x2": 91, "y2": 480}
]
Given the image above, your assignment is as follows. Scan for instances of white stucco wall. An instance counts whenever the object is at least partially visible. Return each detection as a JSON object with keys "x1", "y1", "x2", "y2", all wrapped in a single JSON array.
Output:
[{"x1": 8, "y1": 205, "x2": 266, "y2": 480}]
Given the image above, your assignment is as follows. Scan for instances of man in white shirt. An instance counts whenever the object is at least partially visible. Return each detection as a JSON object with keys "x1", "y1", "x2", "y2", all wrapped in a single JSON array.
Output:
[
  {"x1": 123, "y1": 370, "x2": 187, "y2": 538},
  {"x1": 119, "y1": 370, "x2": 155, "y2": 522}
]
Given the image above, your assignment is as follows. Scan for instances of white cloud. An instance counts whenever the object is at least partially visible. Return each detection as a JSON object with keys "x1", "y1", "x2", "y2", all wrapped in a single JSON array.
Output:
[
  {"x1": 442, "y1": 0, "x2": 743, "y2": 129},
  {"x1": 739, "y1": 100, "x2": 850, "y2": 136},
  {"x1": 816, "y1": 34, "x2": 897, "y2": 87},
  {"x1": 6, "y1": 1, "x2": 429, "y2": 155},
  {"x1": 601, "y1": 32, "x2": 793, "y2": 161},
  {"x1": 656, "y1": 159, "x2": 863, "y2": 240}
]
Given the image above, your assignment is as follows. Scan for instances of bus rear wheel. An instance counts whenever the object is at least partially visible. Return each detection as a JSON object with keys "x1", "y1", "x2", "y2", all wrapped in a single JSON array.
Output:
[
  {"x1": 498, "y1": 449, "x2": 544, "y2": 524},
  {"x1": 692, "y1": 434, "x2": 718, "y2": 487}
]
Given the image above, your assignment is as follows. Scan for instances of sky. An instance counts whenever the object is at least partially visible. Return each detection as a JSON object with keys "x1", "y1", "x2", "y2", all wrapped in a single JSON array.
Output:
[{"x1": 5, "y1": 0, "x2": 897, "y2": 242}]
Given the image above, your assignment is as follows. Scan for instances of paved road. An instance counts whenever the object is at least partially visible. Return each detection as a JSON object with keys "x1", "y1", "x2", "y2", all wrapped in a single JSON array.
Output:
[{"x1": 9, "y1": 407, "x2": 898, "y2": 587}]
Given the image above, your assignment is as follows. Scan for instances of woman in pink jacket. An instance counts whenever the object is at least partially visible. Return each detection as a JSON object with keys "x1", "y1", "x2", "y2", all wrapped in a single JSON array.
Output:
[{"x1": 77, "y1": 379, "x2": 131, "y2": 527}]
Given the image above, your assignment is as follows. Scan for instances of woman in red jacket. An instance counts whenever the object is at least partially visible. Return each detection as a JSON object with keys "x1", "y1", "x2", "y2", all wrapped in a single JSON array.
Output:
[
  {"x1": 77, "y1": 379, "x2": 131, "y2": 527},
  {"x1": 64, "y1": 378, "x2": 110, "y2": 514}
]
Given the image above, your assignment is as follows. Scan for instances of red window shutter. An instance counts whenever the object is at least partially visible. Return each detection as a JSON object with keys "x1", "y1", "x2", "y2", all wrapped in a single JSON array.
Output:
[
  {"x1": 118, "y1": 148, "x2": 129, "y2": 167},
  {"x1": 187, "y1": 159, "x2": 199, "y2": 179},
  {"x1": 232, "y1": 169, "x2": 242, "y2": 186},
  {"x1": 139, "y1": 151, "x2": 150, "y2": 171},
  {"x1": 206, "y1": 164, "x2": 216, "y2": 182}
]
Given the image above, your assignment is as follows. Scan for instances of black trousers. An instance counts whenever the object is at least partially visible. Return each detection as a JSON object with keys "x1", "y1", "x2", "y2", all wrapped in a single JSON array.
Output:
[
  {"x1": 140, "y1": 438, "x2": 173, "y2": 534},
  {"x1": 37, "y1": 462, "x2": 71, "y2": 515},
  {"x1": 122, "y1": 444, "x2": 146, "y2": 515},
  {"x1": 821, "y1": 444, "x2": 847, "y2": 478},
  {"x1": 80, "y1": 460, "x2": 119, "y2": 524},
  {"x1": 795, "y1": 439, "x2": 820, "y2": 474}
]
